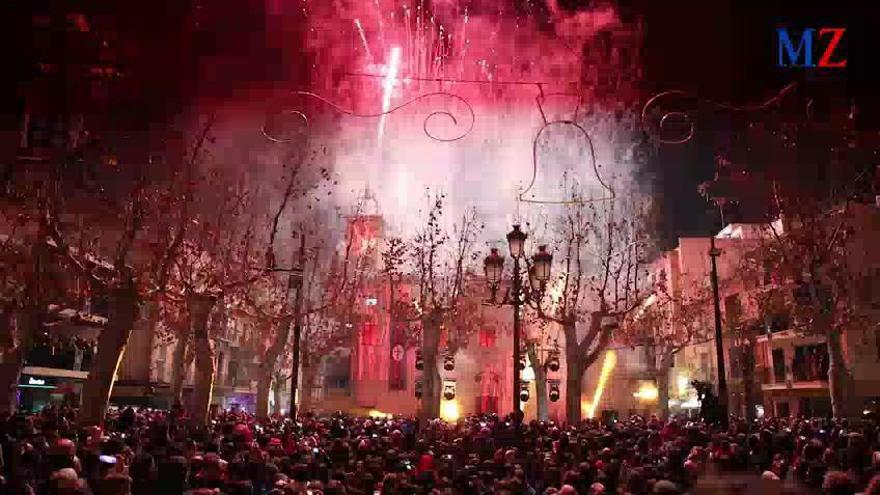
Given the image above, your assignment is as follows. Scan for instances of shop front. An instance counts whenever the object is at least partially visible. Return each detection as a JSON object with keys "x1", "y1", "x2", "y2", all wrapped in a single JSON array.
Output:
[
  {"x1": 221, "y1": 392, "x2": 257, "y2": 413},
  {"x1": 18, "y1": 367, "x2": 87, "y2": 412}
]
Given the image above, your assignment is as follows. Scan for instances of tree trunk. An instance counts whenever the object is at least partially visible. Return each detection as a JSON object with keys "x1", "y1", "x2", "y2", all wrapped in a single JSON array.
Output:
[
  {"x1": 79, "y1": 281, "x2": 139, "y2": 426},
  {"x1": 563, "y1": 321, "x2": 584, "y2": 425},
  {"x1": 420, "y1": 313, "x2": 442, "y2": 421},
  {"x1": 188, "y1": 293, "x2": 217, "y2": 426},
  {"x1": 142, "y1": 299, "x2": 161, "y2": 382},
  {"x1": 299, "y1": 362, "x2": 316, "y2": 413},
  {"x1": 169, "y1": 331, "x2": 191, "y2": 407},
  {"x1": 271, "y1": 377, "x2": 284, "y2": 415},
  {"x1": 827, "y1": 327, "x2": 855, "y2": 419},
  {"x1": 527, "y1": 343, "x2": 548, "y2": 421},
  {"x1": 255, "y1": 372, "x2": 271, "y2": 420},
  {"x1": 657, "y1": 355, "x2": 672, "y2": 421},
  {"x1": 742, "y1": 337, "x2": 757, "y2": 422},
  {"x1": 0, "y1": 348, "x2": 25, "y2": 414},
  {"x1": 565, "y1": 357, "x2": 583, "y2": 425},
  {"x1": 256, "y1": 316, "x2": 293, "y2": 419}
]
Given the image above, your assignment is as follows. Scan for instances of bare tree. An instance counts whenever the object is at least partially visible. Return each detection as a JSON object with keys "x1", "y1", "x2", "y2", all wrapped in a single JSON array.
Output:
[
  {"x1": 163, "y1": 171, "x2": 267, "y2": 426},
  {"x1": 383, "y1": 193, "x2": 483, "y2": 420},
  {"x1": 529, "y1": 188, "x2": 652, "y2": 424},
  {"x1": 620, "y1": 271, "x2": 713, "y2": 419},
  {"x1": 740, "y1": 199, "x2": 878, "y2": 419}
]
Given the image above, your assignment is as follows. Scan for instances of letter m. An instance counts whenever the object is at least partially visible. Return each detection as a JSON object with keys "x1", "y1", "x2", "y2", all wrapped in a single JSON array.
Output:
[{"x1": 777, "y1": 28, "x2": 815, "y2": 67}]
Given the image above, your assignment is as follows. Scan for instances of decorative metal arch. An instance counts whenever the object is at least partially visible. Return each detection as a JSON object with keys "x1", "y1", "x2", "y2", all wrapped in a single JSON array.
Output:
[
  {"x1": 640, "y1": 82, "x2": 797, "y2": 145},
  {"x1": 261, "y1": 90, "x2": 475, "y2": 144}
]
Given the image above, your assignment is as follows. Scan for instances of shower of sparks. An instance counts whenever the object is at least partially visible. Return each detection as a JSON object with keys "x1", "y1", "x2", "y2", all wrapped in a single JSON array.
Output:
[
  {"x1": 587, "y1": 350, "x2": 616, "y2": 419},
  {"x1": 377, "y1": 46, "x2": 402, "y2": 144},
  {"x1": 300, "y1": 0, "x2": 635, "y2": 236},
  {"x1": 373, "y1": 0, "x2": 386, "y2": 53},
  {"x1": 354, "y1": 19, "x2": 374, "y2": 63}
]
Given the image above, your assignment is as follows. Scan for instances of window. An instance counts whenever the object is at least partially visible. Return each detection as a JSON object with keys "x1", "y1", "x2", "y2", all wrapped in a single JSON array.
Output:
[
  {"x1": 772, "y1": 348, "x2": 786, "y2": 383},
  {"x1": 725, "y1": 294, "x2": 742, "y2": 328},
  {"x1": 792, "y1": 344, "x2": 829, "y2": 382},
  {"x1": 729, "y1": 347, "x2": 742, "y2": 379},
  {"x1": 360, "y1": 321, "x2": 379, "y2": 346},
  {"x1": 227, "y1": 361, "x2": 239, "y2": 386},
  {"x1": 216, "y1": 352, "x2": 225, "y2": 384},
  {"x1": 700, "y1": 353, "x2": 709, "y2": 376},
  {"x1": 155, "y1": 359, "x2": 166, "y2": 382},
  {"x1": 479, "y1": 327, "x2": 497, "y2": 348},
  {"x1": 90, "y1": 294, "x2": 110, "y2": 317},
  {"x1": 875, "y1": 328, "x2": 880, "y2": 362},
  {"x1": 776, "y1": 401, "x2": 790, "y2": 418}
]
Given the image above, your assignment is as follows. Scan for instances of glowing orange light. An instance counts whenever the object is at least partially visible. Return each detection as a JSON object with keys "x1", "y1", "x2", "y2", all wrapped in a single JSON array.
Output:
[
  {"x1": 587, "y1": 351, "x2": 616, "y2": 419},
  {"x1": 440, "y1": 400, "x2": 460, "y2": 422}
]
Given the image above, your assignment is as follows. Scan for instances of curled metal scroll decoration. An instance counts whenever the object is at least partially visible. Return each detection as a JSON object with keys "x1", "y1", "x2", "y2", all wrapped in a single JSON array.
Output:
[
  {"x1": 262, "y1": 91, "x2": 475, "y2": 143},
  {"x1": 641, "y1": 82, "x2": 797, "y2": 145},
  {"x1": 261, "y1": 110, "x2": 309, "y2": 144}
]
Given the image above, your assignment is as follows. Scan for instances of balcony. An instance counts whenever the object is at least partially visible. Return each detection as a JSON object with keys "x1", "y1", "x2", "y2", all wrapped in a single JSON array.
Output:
[
  {"x1": 759, "y1": 362, "x2": 829, "y2": 392},
  {"x1": 762, "y1": 379, "x2": 828, "y2": 392}
]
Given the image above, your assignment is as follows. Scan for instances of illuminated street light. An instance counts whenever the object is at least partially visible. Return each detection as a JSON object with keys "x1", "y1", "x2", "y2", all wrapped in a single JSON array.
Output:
[{"x1": 506, "y1": 224, "x2": 527, "y2": 258}]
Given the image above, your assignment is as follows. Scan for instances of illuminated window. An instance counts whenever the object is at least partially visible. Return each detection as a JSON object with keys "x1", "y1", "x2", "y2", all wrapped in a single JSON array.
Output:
[
  {"x1": 479, "y1": 327, "x2": 496, "y2": 348},
  {"x1": 361, "y1": 321, "x2": 379, "y2": 346}
]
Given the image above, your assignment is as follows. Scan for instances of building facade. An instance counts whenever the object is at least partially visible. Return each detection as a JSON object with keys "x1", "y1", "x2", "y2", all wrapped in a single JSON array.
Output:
[{"x1": 647, "y1": 204, "x2": 880, "y2": 419}]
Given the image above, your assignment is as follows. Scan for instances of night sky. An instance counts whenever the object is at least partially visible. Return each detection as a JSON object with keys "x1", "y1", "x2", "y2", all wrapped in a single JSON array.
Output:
[
  {"x1": 5, "y1": 0, "x2": 877, "y2": 247},
  {"x1": 626, "y1": 0, "x2": 878, "y2": 246}
]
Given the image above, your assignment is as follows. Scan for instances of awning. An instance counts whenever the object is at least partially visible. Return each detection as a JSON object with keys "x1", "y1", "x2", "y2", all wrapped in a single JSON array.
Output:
[{"x1": 22, "y1": 366, "x2": 89, "y2": 380}]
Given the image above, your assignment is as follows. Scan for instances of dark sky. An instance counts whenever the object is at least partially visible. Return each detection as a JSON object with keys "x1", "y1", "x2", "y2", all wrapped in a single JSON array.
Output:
[{"x1": 619, "y1": 0, "x2": 879, "y2": 246}]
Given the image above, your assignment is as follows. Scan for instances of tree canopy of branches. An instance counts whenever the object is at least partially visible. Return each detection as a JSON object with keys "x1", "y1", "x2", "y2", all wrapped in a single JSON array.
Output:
[
  {"x1": 620, "y1": 268, "x2": 714, "y2": 419},
  {"x1": 382, "y1": 192, "x2": 484, "y2": 420},
  {"x1": 528, "y1": 185, "x2": 653, "y2": 424}
]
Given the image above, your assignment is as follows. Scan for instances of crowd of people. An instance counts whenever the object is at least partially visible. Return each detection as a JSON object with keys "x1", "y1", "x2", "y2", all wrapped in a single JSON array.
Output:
[{"x1": 3, "y1": 406, "x2": 880, "y2": 495}]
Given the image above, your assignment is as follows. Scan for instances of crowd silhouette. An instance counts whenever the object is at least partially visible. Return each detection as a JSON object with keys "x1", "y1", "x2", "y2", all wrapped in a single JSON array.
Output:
[{"x1": 2, "y1": 405, "x2": 880, "y2": 495}]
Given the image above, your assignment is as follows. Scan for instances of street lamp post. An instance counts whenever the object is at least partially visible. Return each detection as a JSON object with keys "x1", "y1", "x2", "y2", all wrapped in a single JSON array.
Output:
[
  {"x1": 483, "y1": 225, "x2": 552, "y2": 425},
  {"x1": 709, "y1": 235, "x2": 729, "y2": 428}
]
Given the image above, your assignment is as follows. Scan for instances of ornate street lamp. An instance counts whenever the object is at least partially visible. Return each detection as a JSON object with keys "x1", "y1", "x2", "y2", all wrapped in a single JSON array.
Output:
[
  {"x1": 506, "y1": 224, "x2": 527, "y2": 258},
  {"x1": 532, "y1": 245, "x2": 553, "y2": 283},
  {"x1": 528, "y1": 266, "x2": 541, "y2": 293},
  {"x1": 483, "y1": 248, "x2": 505, "y2": 298},
  {"x1": 483, "y1": 226, "x2": 553, "y2": 426}
]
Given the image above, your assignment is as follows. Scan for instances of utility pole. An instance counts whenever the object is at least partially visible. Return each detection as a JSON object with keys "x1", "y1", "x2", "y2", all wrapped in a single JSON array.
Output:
[
  {"x1": 709, "y1": 235, "x2": 729, "y2": 428},
  {"x1": 289, "y1": 232, "x2": 306, "y2": 419}
]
